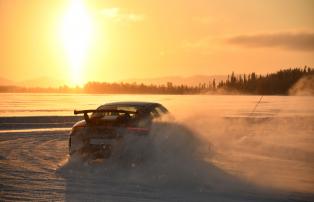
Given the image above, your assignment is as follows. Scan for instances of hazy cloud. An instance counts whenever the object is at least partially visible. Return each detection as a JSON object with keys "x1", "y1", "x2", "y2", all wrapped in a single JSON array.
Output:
[
  {"x1": 99, "y1": 8, "x2": 144, "y2": 22},
  {"x1": 227, "y1": 32, "x2": 314, "y2": 51},
  {"x1": 100, "y1": 8, "x2": 119, "y2": 18}
]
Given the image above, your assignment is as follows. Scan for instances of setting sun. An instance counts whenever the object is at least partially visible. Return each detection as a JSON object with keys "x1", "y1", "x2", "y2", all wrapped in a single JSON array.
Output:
[{"x1": 61, "y1": 0, "x2": 93, "y2": 86}]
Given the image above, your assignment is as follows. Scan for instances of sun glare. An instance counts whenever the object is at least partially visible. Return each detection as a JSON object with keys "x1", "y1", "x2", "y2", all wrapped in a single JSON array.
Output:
[{"x1": 61, "y1": 0, "x2": 93, "y2": 86}]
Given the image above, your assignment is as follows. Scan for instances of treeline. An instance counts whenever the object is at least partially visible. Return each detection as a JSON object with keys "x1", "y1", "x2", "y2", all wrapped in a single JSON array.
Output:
[
  {"x1": 0, "y1": 82, "x2": 204, "y2": 94},
  {"x1": 0, "y1": 67, "x2": 312, "y2": 95},
  {"x1": 84, "y1": 82, "x2": 203, "y2": 94},
  {"x1": 218, "y1": 66, "x2": 313, "y2": 94}
]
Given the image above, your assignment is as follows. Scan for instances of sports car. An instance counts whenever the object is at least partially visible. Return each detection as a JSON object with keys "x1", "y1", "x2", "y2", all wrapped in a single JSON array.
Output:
[{"x1": 69, "y1": 101, "x2": 168, "y2": 159}]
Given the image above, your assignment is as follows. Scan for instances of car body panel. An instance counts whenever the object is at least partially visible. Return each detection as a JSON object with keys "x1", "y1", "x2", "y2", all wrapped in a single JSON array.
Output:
[{"x1": 69, "y1": 101, "x2": 168, "y2": 160}]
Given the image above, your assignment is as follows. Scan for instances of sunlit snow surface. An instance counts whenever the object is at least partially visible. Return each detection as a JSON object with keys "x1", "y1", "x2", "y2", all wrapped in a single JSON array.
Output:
[{"x1": 0, "y1": 94, "x2": 313, "y2": 201}]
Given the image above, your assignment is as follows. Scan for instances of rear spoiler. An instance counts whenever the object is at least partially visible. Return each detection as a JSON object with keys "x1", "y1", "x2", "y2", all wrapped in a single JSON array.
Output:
[{"x1": 74, "y1": 109, "x2": 137, "y2": 123}]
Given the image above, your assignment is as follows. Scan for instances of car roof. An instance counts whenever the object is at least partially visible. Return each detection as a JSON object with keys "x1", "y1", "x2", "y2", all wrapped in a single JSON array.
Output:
[
  {"x1": 96, "y1": 101, "x2": 168, "y2": 114},
  {"x1": 101, "y1": 101, "x2": 161, "y2": 108}
]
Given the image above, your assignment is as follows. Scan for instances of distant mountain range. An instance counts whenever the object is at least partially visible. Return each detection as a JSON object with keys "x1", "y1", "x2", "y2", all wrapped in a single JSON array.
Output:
[
  {"x1": 18, "y1": 77, "x2": 66, "y2": 88},
  {"x1": 0, "y1": 75, "x2": 227, "y2": 88},
  {"x1": 0, "y1": 76, "x2": 66, "y2": 88},
  {"x1": 0, "y1": 77, "x2": 15, "y2": 86}
]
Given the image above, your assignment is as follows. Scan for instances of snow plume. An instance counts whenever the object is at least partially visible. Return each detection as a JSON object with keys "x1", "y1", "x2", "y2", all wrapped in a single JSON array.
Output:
[
  {"x1": 289, "y1": 74, "x2": 314, "y2": 96},
  {"x1": 59, "y1": 120, "x2": 213, "y2": 185},
  {"x1": 181, "y1": 111, "x2": 314, "y2": 193},
  {"x1": 58, "y1": 101, "x2": 314, "y2": 201},
  {"x1": 58, "y1": 119, "x2": 267, "y2": 201}
]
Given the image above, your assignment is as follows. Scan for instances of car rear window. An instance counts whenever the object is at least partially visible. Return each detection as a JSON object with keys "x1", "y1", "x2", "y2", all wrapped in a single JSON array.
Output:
[{"x1": 91, "y1": 105, "x2": 141, "y2": 119}]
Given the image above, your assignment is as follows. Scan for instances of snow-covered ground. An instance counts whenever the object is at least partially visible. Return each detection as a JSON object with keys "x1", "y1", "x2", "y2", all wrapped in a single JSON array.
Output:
[{"x1": 0, "y1": 94, "x2": 313, "y2": 201}]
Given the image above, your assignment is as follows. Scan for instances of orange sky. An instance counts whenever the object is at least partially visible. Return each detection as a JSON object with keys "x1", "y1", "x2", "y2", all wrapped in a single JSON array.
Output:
[{"x1": 0, "y1": 0, "x2": 313, "y2": 86}]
